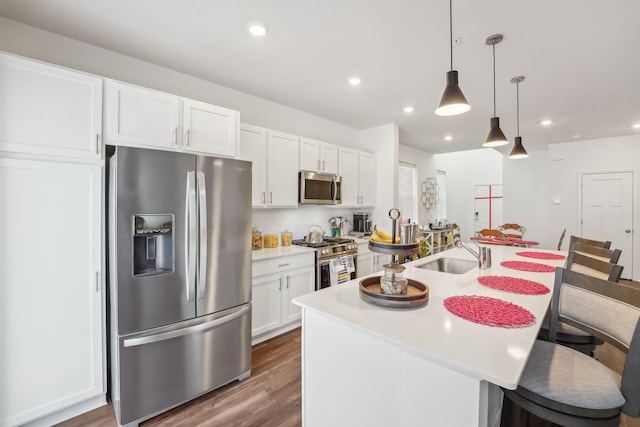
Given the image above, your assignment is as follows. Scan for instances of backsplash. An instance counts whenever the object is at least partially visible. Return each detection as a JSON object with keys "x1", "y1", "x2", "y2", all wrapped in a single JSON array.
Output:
[{"x1": 251, "y1": 206, "x2": 369, "y2": 240}]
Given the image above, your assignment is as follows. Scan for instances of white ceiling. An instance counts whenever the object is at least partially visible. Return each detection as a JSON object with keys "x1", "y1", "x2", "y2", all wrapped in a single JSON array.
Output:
[{"x1": 1, "y1": 0, "x2": 639, "y2": 154}]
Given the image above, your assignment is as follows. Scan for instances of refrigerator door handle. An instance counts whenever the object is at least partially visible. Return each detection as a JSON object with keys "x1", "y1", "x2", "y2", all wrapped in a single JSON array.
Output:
[
  {"x1": 123, "y1": 305, "x2": 250, "y2": 347},
  {"x1": 186, "y1": 171, "x2": 197, "y2": 302},
  {"x1": 197, "y1": 171, "x2": 208, "y2": 300}
]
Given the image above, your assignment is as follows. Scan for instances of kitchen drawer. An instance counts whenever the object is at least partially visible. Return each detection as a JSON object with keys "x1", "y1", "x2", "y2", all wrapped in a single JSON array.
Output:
[{"x1": 252, "y1": 253, "x2": 314, "y2": 277}]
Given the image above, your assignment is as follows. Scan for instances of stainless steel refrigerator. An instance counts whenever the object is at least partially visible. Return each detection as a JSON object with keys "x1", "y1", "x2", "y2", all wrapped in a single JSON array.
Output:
[{"x1": 106, "y1": 146, "x2": 252, "y2": 426}]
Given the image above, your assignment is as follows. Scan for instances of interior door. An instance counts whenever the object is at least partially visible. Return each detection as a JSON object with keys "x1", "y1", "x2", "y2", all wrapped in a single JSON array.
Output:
[
  {"x1": 473, "y1": 184, "x2": 503, "y2": 233},
  {"x1": 581, "y1": 171, "x2": 633, "y2": 278}
]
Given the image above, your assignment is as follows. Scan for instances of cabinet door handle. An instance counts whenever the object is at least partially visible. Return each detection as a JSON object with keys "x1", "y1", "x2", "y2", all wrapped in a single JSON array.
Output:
[
  {"x1": 172, "y1": 127, "x2": 178, "y2": 146},
  {"x1": 95, "y1": 271, "x2": 100, "y2": 293},
  {"x1": 322, "y1": 160, "x2": 325, "y2": 171},
  {"x1": 278, "y1": 263, "x2": 291, "y2": 267},
  {"x1": 285, "y1": 276, "x2": 289, "y2": 289},
  {"x1": 184, "y1": 129, "x2": 190, "y2": 146},
  {"x1": 95, "y1": 133, "x2": 101, "y2": 156},
  {"x1": 279, "y1": 277, "x2": 282, "y2": 291},
  {"x1": 261, "y1": 192, "x2": 266, "y2": 203}
]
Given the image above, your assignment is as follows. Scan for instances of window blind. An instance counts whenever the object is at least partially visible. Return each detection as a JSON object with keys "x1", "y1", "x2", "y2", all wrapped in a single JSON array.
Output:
[{"x1": 398, "y1": 162, "x2": 418, "y2": 223}]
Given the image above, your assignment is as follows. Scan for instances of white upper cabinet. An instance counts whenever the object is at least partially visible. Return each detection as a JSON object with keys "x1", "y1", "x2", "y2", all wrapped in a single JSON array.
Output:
[
  {"x1": 104, "y1": 80, "x2": 179, "y2": 150},
  {"x1": 267, "y1": 130, "x2": 299, "y2": 207},
  {"x1": 104, "y1": 80, "x2": 239, "y2": 157},
  {"x1": 0, "y1": 53, "x2": 102, "y2": 160},
  {"x1": 299, "y1": 137, "x2": 338, "y2": 174},
  {"x1": 182, "y1": 98, "x2": 238, "y2": 157},
  {"x1": 239, "y1": 124, "x2": 299, "y2": 208},
  {"x1": 338, "y1": 147, "x2": 376, "y2": 207},
  {"x1": 239, "y1": 124, "x2": 268, "y2": 207}
]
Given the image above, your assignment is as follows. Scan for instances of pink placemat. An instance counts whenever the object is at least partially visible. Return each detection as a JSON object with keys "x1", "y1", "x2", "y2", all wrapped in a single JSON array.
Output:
[
  {"x1": 501, "y1": 260, "x2": 556, "y2": 273},
  {"x1": 477, "y1": 276, "x2": 550, "y2": 295},
  {"x1": 444, "y1": 296, "x2": 536, "y2": 328},
  {"x1": 516, "y1": 251, "x2": 566, "y2": 260}
]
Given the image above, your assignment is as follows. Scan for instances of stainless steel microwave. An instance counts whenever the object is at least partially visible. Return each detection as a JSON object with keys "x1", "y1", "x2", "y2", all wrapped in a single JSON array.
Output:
[{"x1": 299, "y1": 171, "x2": 342, "y2": 205}]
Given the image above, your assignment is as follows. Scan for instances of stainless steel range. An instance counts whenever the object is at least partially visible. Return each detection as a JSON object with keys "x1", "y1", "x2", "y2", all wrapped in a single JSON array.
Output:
[{"x1": 292, "y1": 237, "x2": 358, "y2": 290}]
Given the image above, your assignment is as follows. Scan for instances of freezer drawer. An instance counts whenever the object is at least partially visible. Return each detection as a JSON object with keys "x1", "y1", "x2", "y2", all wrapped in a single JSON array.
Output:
[{"x1": 113, "y1": 304, "x2": 252, "y2": 425}]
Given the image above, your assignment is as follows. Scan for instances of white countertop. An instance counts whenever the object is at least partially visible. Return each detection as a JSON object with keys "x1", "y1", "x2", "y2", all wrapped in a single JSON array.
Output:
[
  {"x1": 251, "y1": 244, "x2": 316, "y2": 261},
  {"x1": 293, "y1": 246, "x2": 567, "y2": 389}
]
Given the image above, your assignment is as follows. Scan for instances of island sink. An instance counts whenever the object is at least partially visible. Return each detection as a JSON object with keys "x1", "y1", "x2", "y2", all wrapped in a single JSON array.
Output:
[{"x1": 416, "y1": 257, "x2": 477, "y2": 274}]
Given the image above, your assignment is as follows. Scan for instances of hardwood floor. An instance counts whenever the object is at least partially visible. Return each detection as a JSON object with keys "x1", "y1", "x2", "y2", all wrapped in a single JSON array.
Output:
[
  {"x1": 56, "y1": 329, "x2": 302, "y2": 427},
  {"x1": 57, "y1": 323, "x2": 640, "y2": 427}
]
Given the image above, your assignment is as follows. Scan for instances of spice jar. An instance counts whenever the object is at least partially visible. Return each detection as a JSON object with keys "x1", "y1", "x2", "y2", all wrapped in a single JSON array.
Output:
[
  {"x1": 264, "y1": 232, "x2": 279, "y2": 248},
  {"x1": 251, "y1": 227, "x2": 263, "y2": 250},
  {"x1": 380, "y1": 263, "x2": 408, "y2": 295},
  {"x1": 280, "y1": 230, "x2": 292, "y2": 246}
]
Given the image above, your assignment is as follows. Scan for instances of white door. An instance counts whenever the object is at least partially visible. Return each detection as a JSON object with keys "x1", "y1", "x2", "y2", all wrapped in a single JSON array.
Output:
[
  {"x1": 581, "y1": 171, "x2": 633, "y2": 278},
  {"x1": 473, "y1": 184, "x2": 503, "y2": 233}
]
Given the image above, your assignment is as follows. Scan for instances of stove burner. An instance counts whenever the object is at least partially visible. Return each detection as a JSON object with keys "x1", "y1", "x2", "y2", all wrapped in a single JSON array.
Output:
[{"x1": 292, "y1": 237, "x2": 355, "y2": 248}]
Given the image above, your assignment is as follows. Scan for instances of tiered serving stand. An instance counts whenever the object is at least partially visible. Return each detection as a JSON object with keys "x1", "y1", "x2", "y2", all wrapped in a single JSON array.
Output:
[{"x1": 359, "y1": 208, "x2": 429, "y2": 308}]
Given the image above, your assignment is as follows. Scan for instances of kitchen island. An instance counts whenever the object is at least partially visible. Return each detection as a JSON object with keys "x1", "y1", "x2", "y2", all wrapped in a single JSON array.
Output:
[{"x1": 293, "y1": 246, "x2": 566, "y2": 427}]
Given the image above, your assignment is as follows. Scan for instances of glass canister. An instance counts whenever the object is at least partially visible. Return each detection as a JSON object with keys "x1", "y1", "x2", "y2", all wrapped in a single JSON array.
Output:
[
  {"x1": 380, "y1": 263, "x2": 408, "y2": 295},
  {"x1": 264, "y1": 232, "x2": 279, "y2": 248},
  {"x1": 251, "y1": 227, "x2": 263, "y2": 250},
  {"x1": 280, "y1": 229, "x2": 292, "y2": 246}
]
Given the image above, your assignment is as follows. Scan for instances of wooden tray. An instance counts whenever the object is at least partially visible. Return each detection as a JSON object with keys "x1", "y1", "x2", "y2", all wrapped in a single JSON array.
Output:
[
  {"x1": 368, "y1": 240, "x2": 419, "y2": 256},
  {"x1": 359, "y1": 276, "x2": 429, "y2": 308}
]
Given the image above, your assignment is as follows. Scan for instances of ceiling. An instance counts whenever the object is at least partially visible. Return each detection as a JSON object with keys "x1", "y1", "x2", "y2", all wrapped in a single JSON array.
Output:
[{"x1": 1, "y1": 0, "x2": 639, "y2": 154}]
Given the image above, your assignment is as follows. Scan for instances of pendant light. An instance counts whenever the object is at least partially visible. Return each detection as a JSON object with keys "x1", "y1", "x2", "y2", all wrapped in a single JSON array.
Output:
[
  {"x1": 483, "y1": 34, "x2": 508, "y2": 147},
  {"x1": 509, "y1": 76, "x2": 529, "y2": 159},
  {"x1": 435, "y1": 0, "x2": 470, "y2": 116}
]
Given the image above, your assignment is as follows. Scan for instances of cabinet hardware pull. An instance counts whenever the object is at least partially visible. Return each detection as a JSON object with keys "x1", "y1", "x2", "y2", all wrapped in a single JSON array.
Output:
[
  {"x1": 262, "y1": 192, "x2": 266, "y2": 203},
  {"x1": 173, "y1": 127, "x2": 178, "y2": 145},
  {"x1": 279, "y1": 277, "x2": 282, "y2": 291},
  {"x1": 278, "y1": 263, "x2": 291, "y2": 267},
  {"x1": 185, "y1": 129, "x2": 190, "y2": 146},
  {"x1": 322, "y1": 160, "x2": 325, "y2": 170},
  {"x1": 95, "y1": 271, "x2": 100, "y2": 293},
  {"x1": 95, "y1": 134, "x2": 101, "y2": 155},
  {"x1": 285, "y1": 276, "x2": 289, "y2": 289}
]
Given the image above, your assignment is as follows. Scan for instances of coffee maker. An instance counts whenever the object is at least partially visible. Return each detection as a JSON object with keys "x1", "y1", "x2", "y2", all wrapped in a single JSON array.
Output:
[{"x1": 353, "y1": 212, "x2": 372, "y2": 235}]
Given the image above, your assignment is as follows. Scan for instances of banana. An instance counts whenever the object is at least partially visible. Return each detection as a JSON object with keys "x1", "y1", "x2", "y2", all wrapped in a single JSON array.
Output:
[{"x1": 371, "y1": 227, "x2": 400, "y2": 243}]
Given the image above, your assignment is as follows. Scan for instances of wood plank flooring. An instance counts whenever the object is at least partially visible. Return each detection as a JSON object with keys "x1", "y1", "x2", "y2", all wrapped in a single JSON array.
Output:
[
  {"x1": 57, "y1": 319, "x2": 640, "y2": 427},
  {"x1": 56, "y1": 329, "x2": 302, "y2": 427}
]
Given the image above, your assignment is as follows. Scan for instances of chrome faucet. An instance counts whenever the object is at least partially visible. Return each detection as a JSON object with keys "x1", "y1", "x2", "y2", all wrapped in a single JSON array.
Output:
[{"x1": 455, "y1": 240, "x2": 492, "y2": 269}]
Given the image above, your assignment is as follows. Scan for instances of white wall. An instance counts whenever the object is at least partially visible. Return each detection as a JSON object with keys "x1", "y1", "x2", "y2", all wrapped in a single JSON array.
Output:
[
  {"x1": 360, "y1": 124, "x2": 399, "y2": 233},
  {"x1": 502, "y1": 149, "x2": 551, "y2": 248},
  {"x1": 433, "y1": 149, "x2": 503, "y2": 241},
  {"x1": 399, "y1": 144, "x2": 437, "y2": 224}
]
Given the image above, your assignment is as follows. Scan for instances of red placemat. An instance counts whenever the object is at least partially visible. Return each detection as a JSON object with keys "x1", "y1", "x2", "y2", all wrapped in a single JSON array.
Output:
[
  {"x1": 477, "y1": 276, "x2": 550, "y2": 295},
  {"x1": 516, "y1": 251, "x2": 566, "y2": 260},
  {"x1": 444, "y1": 296, "x2": 536, "y2": 328},
  {"x1": 501, "y1": 260, "x2": 555, "y2": 273}
]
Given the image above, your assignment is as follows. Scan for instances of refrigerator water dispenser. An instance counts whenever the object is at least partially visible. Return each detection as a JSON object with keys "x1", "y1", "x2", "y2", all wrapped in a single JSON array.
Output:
[{"x1": 133, "y1": 214, "x2": 174, "y2": 277}]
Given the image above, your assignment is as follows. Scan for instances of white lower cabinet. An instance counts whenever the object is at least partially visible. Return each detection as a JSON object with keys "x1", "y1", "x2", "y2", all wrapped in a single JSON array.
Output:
[
  {"x1": 0, "y1": 158, "x2": 104, "y2": 426},
  {"x1": 357, "y1": 242, "x2": 388, "y2": 278},
  {"x1": 251, "y1": 253, "x2": 314, "y2": 344}
]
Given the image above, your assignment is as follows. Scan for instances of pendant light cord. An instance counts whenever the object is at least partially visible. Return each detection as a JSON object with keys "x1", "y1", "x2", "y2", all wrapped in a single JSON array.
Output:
[
  {"x1": 492, "y1": 43, "x2": 496, "y2": 117},
  {"x1": 516, "y1": 81, "x2": 520, "y2": 136},
  {"x1": 449, "y1": 0, "x2": 453, "y2": 70}
]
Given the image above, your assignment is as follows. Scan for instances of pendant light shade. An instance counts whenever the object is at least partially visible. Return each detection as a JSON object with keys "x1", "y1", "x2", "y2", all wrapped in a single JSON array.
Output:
[
  {"x1": 509, "y1": 136, "x2": 528, "y2": 158},
  {"x1": 509, "y1": 76, "x2": 529, "y2": 159},
  {"x1": 436, "y1": 71, "x2": 470, "y2": 116},
  {"x1": 485, "y1": 117, "x2": 508, "y2": 147},
  {"x1": 483, "y1": 34, "x2": 508, "y2": 147},
  {"x1": 435, "y1": 0, "x2": 470, "y2": 116}
]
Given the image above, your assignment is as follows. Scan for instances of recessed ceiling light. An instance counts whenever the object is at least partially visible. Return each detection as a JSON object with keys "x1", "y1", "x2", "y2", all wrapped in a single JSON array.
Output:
[
  {"x1": 540, "y1": 119, "x2": 553, "y2": 126},
  {"x1": 632, "y1": 123, "x2": 640, "y2": 129},
  {"x1": 248, "y1": 24, "x2": 268, "y2": 37},
  {"x1": 444, "y1": 135, "x2": 453, "y2": 141},
  {"x1": 403, "y1": 106, "x2": 415, "y2": 113},
  {"x1": 348, "y1": 77, "x2": 361, "y2": 86}
]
